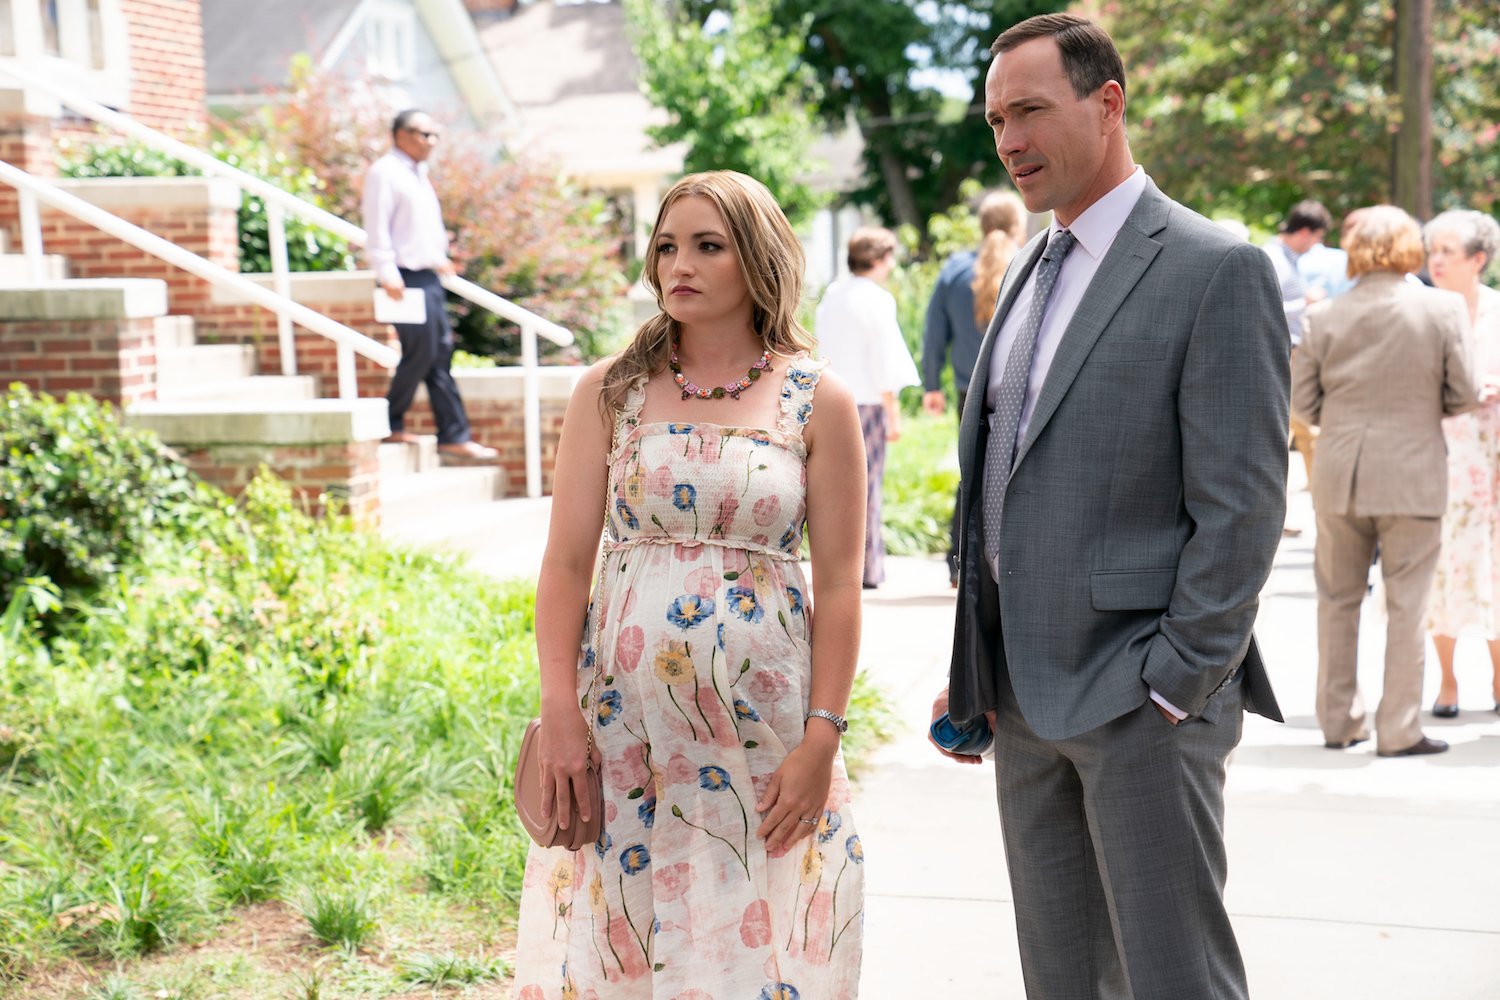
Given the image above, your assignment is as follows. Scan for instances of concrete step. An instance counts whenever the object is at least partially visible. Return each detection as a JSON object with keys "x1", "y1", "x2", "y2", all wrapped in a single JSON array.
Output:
[
  {"x1": 0, "y1": 253, "x2": 67, "y2": 282},
  {"x1": 380, "y1": 465, "x2": 506, "y2": 527},
  {"x1": 157, "y1": 343, "x2": 256, "y2": 389},
  {"x1": 378, "y1": 437, "x2": 440, "y2": 479},
  {"x1": 156, "y1": 374, "x2": 318, "y2": 403},
  {"x1": 152, "y1": 314, "x2": 197, "y2": 350}
]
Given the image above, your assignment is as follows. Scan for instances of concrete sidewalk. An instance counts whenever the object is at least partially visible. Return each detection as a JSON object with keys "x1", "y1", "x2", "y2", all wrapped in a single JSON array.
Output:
[{"x1": 388, "y1": 465, "x2": 1500, "y2": 999}]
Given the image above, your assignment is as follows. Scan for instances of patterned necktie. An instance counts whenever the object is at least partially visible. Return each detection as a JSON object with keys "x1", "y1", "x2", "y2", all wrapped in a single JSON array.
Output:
[{"x1": 982, "y1": 228, "x2": 1078, "y2": 568}]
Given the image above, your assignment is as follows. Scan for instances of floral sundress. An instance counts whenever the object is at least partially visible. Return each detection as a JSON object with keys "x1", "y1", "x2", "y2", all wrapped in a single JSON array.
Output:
[{"x1": 512, "y1": 353, "x2": 864, "y2": 999}]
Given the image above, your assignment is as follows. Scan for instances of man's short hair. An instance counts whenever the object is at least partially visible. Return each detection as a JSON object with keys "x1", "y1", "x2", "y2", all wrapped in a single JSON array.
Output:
[
  {"x1": 1279, "y1": 200, "x2": 1332, "y2": 235},
  {"x1": 992, "y1": 14, "x2": 1126, "y2": 102},
  {"x1": 391, "y1": 108, "x2": 425, "y2": 135},
  {"x1": 846, "y1": 227, "x2": 897, "y2": 273}
]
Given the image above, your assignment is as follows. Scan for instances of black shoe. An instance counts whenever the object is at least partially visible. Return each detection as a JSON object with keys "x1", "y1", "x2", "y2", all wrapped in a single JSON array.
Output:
[
  {"x1": 1431, "y1": 702, "x2": 1459, "y2": 719},
  {"x1": 1323, "y1": 734, "x2": 1369, "y2": 750},
  {"x1": 1376, "y1": 736, "x2": 1449, "y2": 757}
]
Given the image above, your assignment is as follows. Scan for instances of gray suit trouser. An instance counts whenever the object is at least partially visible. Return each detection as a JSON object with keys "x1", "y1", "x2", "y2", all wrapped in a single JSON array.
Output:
[{"x1": 994, "y1": 667, "x2": 1248, "y2": 1000}]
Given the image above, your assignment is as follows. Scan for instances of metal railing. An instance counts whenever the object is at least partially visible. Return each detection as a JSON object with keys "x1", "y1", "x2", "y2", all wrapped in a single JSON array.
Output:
[{"x1": 0, "y1": 58, "x2": 572, "y2": 498}]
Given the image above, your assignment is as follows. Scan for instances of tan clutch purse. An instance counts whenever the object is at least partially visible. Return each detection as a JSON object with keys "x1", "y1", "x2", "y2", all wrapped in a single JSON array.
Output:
[{"x1": 513, "y1": 717, "x2": 602, "y2": 851}]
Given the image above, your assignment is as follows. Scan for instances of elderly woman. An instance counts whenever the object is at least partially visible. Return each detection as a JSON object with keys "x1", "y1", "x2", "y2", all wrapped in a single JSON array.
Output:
[
  {"x1": 1425, "y1": 210, "x2": 1500, "y2": 718},
  {"x1": 1293, "y1": 205, "x2": 1481, "y2": 757}
]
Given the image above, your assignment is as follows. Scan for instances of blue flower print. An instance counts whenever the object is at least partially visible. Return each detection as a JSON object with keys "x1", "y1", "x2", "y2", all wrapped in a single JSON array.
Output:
[
  {"x1": 594, "y1": 829, "x2": 613, "y2": 860},
  {"x1": 597, "y1": 689, "x2": 622, "y2": 727},
  {"x1": 759, "y1": 984, "x2": 801, "y2": 1000},
  {"x1": 666, "y1": 594, "x2": 714, "y2": 629},
  {"x1": 785, "y1": 586, "x2": 803, "y2": 614},
  {"x1": 667, "y1": 422, "x2": 694, "y2": 435},
  {"x1": 698, "y1": 765, "x2": 732, "y2": 791},
  {"x1": 619, "y1": 843, "x2": 651, "y2": 875},
  {"x1": 672, "y1": 483, "x2": 697, "y2": 510},
  {"x1": 788, "y1": 368, "x2": 816, "y2": 390},
  {"x1": 778, "y1": 525, "x2": 799, "y2": 550},
  {"x1": 816, "y1": 809, "x2": 842, "y2": 843},
  {"x1": 638, "y1": 796, "x2": 657, "y2": 829},
  {"x1": 615, "y1": 498, "x2": 639, "y2": 530},
  {"x1": 746, "y1": 430, "x2": 771, "y2": 447},
  {"x1": 845, "y1": 833, "x2": 864, "y2": 864},
  {"x1": 795, "y1": 401, "x2": 812, "y2": 424},
  {"x1": 726, "y1": 585, "x2": 763, "y2": 623},
  {"x1": 581, "y1": 647, "x2": 596, "y2": 672},
  {"x1": 717, "y1": 622, "x2": 727, "y2": 650},
  {"x1": 733, "y1": 698, "x2": 762, "y2": 722}
]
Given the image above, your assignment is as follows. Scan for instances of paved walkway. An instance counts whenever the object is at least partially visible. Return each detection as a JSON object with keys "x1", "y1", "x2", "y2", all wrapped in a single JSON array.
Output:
[{"x1": 386, "y1": 463, "x2": 1500, "y2": 999}]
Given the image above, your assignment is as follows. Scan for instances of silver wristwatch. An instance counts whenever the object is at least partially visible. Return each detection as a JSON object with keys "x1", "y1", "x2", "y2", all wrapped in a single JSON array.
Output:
[{"x1": 805, "y1": 708, "x2": 849, "y2": 735}]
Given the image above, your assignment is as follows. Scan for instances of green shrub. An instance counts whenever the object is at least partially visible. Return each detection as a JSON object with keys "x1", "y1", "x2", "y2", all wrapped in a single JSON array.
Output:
[
  {"x1": 0, "y1": 385, "x2": 198, "y2": 599},
  {"x1": 395, "y1": 950, "x2": 506, "y2": 987},
  {"x1": 882, "y1": 411, "x2": 961, "y2": 557},
  {"x1": 300, "y1": 886, "x2": 379, "y2": 951}
]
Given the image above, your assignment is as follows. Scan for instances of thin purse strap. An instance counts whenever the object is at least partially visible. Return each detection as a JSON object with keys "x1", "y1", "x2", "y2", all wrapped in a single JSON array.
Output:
[{"x1": 583, "y1": 406, "x2": 622, "y2": 763}]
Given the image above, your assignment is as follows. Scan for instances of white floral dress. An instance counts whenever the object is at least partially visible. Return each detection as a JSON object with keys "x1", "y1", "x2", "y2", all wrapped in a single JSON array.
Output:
[
  {"x1": 1428, "y1": 285, "x2": 1500, "y2": 636},
  {"x1": 512, "y1": 354, "x2": 864, "y2": 1000}
]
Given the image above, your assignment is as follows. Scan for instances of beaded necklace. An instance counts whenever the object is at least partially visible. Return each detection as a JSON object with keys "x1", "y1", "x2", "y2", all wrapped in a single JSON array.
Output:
[{"x1": 669, "y1": 338, "x2": 774, "y2": 400}]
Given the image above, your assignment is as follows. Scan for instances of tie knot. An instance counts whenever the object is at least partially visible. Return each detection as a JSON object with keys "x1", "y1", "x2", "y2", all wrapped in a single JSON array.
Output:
[{"x1": 1042, "y1": 228, "x2": 1076, "y2": 263}]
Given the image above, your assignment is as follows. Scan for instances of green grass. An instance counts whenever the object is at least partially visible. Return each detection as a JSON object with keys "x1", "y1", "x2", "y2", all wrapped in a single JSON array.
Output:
[{"x1": 883, "y1": 411, "x2": 962, "y2": 557}]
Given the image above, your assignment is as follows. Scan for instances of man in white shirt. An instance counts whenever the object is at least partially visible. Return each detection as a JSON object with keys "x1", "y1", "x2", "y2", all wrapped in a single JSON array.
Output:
[
  {"x1": 814, "y1": 226, "x2": 920, "y2": 588},
  {"x1": 931, "y1": 15, "x2": 1287, "y2": 999},
  {"x1": 1263, "y1": 199, "x2": 1331, "y2": 485},
  {"x1": 363, "y1": 109, "x2": 496, "y2": 460}
]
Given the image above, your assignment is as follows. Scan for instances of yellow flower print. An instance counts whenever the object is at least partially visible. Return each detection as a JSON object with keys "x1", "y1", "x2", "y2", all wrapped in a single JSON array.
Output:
[
  {"x1": 799, "y1": 844, "x2": 823, "y2": 885},
  {"x1": 751, "y1": 562, "x2": 773, "y2": 593},
  {"x1": 653, "y1": 640, "x2": 695, "y2": 685},
  {"x1": 547, "y1": 859, "x2": 573, "y2": 894},
  {"x1": 624, "y1": 470, "x2": 646, "y2": 503},
  {"x1": 588, "y1": 873, "x2": 607, "y2": 915}
]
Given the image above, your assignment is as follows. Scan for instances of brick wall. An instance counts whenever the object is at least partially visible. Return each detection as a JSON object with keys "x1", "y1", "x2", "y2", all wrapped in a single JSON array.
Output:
[
  {"x1": 119, "y1": 0, "x2": 207, "y2": 137},
  {"x1": 0, "y1": 315, "x2": 159, "y2": 407},
  {"x1": 0, "y1": 108, "x2": 54, "y2": 248},
  {"x1": 178, "y1": 441, "x2": 382, "y2": 523}
]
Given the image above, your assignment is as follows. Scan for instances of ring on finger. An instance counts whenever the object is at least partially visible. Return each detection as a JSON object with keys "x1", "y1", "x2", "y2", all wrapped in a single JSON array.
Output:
[{"x1": 798, "y1": 816, "x2": 817, "y2": 825}]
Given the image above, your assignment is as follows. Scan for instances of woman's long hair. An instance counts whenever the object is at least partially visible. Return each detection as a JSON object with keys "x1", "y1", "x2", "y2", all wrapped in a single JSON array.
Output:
[
  {"x1": 971, "y1": 190, "x2": 1028, "y2": 329},
  {"x1": 601, "y1": 171, "x2": 816, "y2": 415}
]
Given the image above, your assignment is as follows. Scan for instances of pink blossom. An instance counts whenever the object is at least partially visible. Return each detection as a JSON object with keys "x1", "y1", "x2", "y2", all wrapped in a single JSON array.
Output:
[
  {"x1": 647, "y1": 465, "x2": 675, "y2": 497},
  {"x1": 615, "y1": 625, "x2": 644, "y2": 672},
  {"x1": 752, "y1": 494, "x2": 781, "y2": 526},
  {"x1": 739, "y1": 898, "x2": 772, "y2": 947},
  {"x1": 685, "y1": 566, "x2": 719, "y2": 598},
  {"x1": 654, "y1": 861, "x2": 694, "y2": 902},
  {"x1": 749, "y1": 668, "x2": 791, "y2": 704},
  {"x1": 603, "y1": 751, "x2": 651, "y2": 793}
]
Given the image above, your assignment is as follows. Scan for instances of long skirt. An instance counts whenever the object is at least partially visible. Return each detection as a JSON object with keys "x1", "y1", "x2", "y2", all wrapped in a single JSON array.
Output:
[{"x1": 857, "y1": 404, "x2": 887, "y2": 588}]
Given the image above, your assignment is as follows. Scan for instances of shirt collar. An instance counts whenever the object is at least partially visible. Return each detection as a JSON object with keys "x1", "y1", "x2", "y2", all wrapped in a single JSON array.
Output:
[
  {"x1": 1048, "y1": 166, "x2": 1147, "y2": 261},
  {"x1": 392, "y1": 148, "x2": 426, "y2": 176}
]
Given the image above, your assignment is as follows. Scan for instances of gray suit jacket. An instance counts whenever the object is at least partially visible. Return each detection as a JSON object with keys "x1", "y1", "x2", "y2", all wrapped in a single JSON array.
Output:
[
  {"x1": 1292, "y1": 272, "x2": 1479, "y2": 518},
  {"x1": 948, "y1": 180, "x2": 1288, "y2": 739}
]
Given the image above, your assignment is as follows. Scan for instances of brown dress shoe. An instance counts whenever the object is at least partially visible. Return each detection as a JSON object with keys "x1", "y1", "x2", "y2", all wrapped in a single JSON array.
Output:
[
  {"x1": 437, "y1": 441, "x2": 499, "y2": 462},
  {"x1": 384, "y1": 430, "x2": 423, "y2": 444},
  {"x1": 1376, "y1": 736, "x2": 1449, "y2": 757}
]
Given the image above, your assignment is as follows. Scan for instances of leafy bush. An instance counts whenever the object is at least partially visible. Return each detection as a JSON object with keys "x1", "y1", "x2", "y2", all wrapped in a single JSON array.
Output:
[
  {"x1": 882, "y1": 412, "x2": 961, "y2": 557},
  {"x1": 0, "y1": 385, "x2": 198, "y2": 598}
]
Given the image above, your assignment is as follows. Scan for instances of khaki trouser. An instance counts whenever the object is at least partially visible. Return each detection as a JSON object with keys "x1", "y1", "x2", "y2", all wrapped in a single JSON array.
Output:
[
  {"x1": 1314, "y1": 512, "x2": 1441, "y2": 753},
  {"x1": 1290, "y1": 415, "x2": 1317, "y2": 481}
]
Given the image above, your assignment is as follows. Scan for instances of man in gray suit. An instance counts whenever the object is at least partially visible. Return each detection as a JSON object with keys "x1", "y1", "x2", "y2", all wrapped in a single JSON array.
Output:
[{"x1": 929, "y1": 14, "x2": 1288, "y2": 999}]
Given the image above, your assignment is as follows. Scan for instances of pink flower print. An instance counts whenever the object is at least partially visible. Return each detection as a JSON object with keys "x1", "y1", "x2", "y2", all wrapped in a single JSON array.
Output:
[
  {"x1": 752, "y1": 494, "x2": 781, "y2": 526},
  {"x1": 518, "y1": 987, "x2": 545, "y2": 1000},
  {"x1": 751, "y1": 533, "x2": 770, "y2": 547},
  {"x1": 673, "y1": 991, "x2": 715, "y2": 1000},
  {"x1": 674, "y1": 542, "x2": 705, "y2": 562},
  {"x1": 696, "y1": 425, "x2": 723, "y2": 464},
  {"x1": 620, "y1": 586, "x2": 637, "y2": 618},
  {"x1": 685, "y1": 566, "x2": 720, "y2": 598},
  {"x1": 749, "y1": 668, "x2": 791, "y2": 705},
  {"x1": 607, "y1": 916, "x2": 651, "y2": 978},
  {"x1": 654, "y1": 861, "x2": 694, "y2": 903},
  {"x1": 801, "y1": 889, "x2": 836, "y2": 963},
  {"x1": 647, "y1": 464, "x2": 675, "y2": 497},
  {"x1": 665, "y1": 752, "x2": 698, "y2": 786},
  {"x1": 711, "y1": 491, "x2": 740, "y2": 537},
  {"x1": 722, "y1": 548, "x2": 750, "y2": 575},
  {"x1": 603, "y1": 750, "x2": 651, "y2": 794},
  {"x1": 615, "y1": 625, "x2": 644, "y2": 672},
  {"x1": 739, "y1": 898, "x2": 772, "y2": 947}
]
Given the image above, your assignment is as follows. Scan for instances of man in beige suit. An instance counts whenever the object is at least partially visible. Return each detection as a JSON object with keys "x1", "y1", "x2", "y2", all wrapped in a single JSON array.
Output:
[{"x1": 1293, "y1": 205, "x2": 1482, "y2": 757}]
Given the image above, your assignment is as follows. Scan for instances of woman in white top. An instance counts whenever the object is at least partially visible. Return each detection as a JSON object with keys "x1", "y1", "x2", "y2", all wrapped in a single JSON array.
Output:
[{"x1": 815, "y1": 227, "x2": 920, "y2": 588}]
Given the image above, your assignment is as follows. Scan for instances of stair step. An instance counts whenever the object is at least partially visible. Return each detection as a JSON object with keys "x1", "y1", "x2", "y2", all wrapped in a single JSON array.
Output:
[
  {"x1": 152, "y1": 314, "x2": 197, "y2": 350},
  {"x1": 380, "y1": 465, "x2": 505, "y2": 525},
  {"x1": 378, "y1": 437, "x2": 440, "y2": 478},
  {"x1": 156, "y1": 375, "x2": 318, "y2": 403},
  {"x1": 0, "y1": 253, "x2": 67, "y2": 282},
  {"x1": 157, "y1": 344, "x2": 256, "y2": 388}
]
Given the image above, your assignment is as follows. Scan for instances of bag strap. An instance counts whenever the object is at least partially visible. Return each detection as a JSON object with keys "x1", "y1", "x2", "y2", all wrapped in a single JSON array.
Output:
[{"x1": 582, "y1": 406, "x2": 621, "y2": 768}]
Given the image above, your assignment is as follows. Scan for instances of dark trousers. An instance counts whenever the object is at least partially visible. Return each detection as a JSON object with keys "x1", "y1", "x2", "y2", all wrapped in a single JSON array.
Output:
[
  {"x1": 386, "y1": 268, "x2": 471, "y2": 445},
  {"x1": 858, "y1": 404, "x2": 888, "y2": 586},
  {"x1": 947, "y1": 389, "x2": 969, "y2": 581}
]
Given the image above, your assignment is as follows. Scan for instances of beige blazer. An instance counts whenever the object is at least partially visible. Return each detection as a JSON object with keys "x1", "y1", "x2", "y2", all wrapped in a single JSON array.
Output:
[{"x1": 1293, "y1": 271, "x2": 1480, "y2": 517}]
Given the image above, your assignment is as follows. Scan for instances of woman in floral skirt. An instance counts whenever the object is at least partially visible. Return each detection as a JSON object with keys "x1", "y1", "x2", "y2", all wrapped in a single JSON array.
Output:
[{"x1": 512, "y1": 171, "x2": 868, "y2": 998}]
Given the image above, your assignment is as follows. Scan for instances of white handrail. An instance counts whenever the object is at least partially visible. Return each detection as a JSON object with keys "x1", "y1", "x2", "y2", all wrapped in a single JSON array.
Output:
[{"x1": 0, "y1": 160, "x2": 399, "y2": 370}]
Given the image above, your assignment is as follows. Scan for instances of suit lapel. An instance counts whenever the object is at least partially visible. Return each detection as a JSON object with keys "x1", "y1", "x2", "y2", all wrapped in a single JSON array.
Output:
[{"x1": 1012, "y1": 184, "x2": 1169, "y2": 469}]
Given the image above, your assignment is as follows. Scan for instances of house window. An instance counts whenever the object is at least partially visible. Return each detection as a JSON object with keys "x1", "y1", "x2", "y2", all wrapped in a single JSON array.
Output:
[
  {"x1": 365, "y1": 5, "x2": 415, "y2": 82},
  {"x1": 3, "y1": 0, "x2": 130, "y2": 105}
]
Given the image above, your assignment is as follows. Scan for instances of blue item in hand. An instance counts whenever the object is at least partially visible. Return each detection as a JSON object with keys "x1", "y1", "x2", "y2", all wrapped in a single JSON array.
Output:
[{"x1": 929, "y1": 711, "x2": 994, "y2": 757}]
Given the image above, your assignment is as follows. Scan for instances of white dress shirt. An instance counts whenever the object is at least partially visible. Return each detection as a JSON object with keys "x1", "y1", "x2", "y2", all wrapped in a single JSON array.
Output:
[
  {"x1": 361, "y1": 149, "x2": 450, "y2": 288},
  {"x1": 815, "y1": 275, "x2": 920, "y2": 406},
  {"x1": 982, "y1": 167, "x2": 1186, "y2": 719}
]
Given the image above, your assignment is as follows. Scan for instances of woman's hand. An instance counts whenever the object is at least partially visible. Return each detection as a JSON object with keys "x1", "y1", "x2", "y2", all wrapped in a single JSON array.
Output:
[
  {"x1": 537, "y1": 707, "x2": 598, "y2": 831},
  {"x1": 754, "y1": 731, "x2": 838, "y2": 853}
]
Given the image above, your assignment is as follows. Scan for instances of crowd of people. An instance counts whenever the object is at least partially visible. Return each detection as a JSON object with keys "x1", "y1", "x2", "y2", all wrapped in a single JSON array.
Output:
[{"x1": 373, "y1": 10, "x2": 1500, "y2": 998}]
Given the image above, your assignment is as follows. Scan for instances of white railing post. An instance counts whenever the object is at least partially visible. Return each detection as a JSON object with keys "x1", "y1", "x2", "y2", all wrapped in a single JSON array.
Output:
[
  {"x1": 17, "y1": 188, "x2": 45, "y2": 282},
  {"x1": 337, "y1": 344, "x2": 357, "y2": 400},
  {"x1": 521, "y1": 322, "x2": 542, "y2": 499},
  {"x1": 265, "y1": 200, "x2": 297, "y2": 377}
]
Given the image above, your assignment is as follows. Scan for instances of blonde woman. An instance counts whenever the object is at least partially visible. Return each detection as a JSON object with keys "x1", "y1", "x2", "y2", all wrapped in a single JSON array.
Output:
[
  {"x1": 513, "y1": 171, "x2": 867, "y2": 997},
  {"x1": 1423, "y1": 209, "x2": 1500, "y2": 718},
  {"x1": 920, "y1": 190, "x2": 1027, "y2": 584},
  {"x1": 1293, "y1": 205, "x2": 1482, "y2": 756}
]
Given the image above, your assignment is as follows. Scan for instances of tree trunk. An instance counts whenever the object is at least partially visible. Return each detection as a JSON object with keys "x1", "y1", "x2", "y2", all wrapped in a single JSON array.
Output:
[{"x1": 1392, "y1": 0, "x2": 1433, "y2": 220}]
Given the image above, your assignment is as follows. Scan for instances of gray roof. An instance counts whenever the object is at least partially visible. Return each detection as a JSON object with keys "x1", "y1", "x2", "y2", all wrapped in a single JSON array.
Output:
[{"x1": 202, "y1": 0, "x2": 361, "y2": 95}]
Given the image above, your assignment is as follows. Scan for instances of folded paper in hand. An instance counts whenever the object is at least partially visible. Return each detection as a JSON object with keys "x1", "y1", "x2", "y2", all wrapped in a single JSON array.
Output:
[{"x1": 373, "y1": 288, "x2": 426, "y2": 325}]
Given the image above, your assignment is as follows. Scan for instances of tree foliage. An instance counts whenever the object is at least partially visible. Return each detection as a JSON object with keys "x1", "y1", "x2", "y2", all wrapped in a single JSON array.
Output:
[
  {"x1": 1102, "y1": 0, "x2": 1500, "y2": 228},
  {"x1": 623, "y1": 0, "x2": 826, "y2": 226}
]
